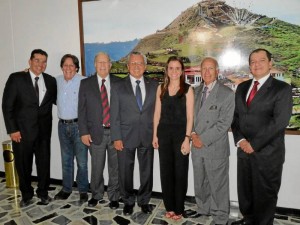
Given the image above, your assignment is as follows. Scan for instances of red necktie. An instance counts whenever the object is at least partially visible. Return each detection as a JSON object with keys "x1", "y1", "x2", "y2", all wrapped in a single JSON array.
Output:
[
  {"x1": 101, "y1": 79, "x2": 110, "y2": 127},
  {"x1": 246, "y1": 81, "x2": 259, "y2": 107}
]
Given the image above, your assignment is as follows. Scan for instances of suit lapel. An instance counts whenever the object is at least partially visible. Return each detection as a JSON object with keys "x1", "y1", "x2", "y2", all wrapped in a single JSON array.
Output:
[
  {"x1": 143, "y1": 77, "x2": 151, "y2": 111},
  {"x1": 204, "y1": 81, "x2": 219, "y2": 108},
  {"x1": 124, "y1": 76, "x2": 140, "y2": 111},
  {"x1": 25, "y1": 72, "x2": 39, "y2": 104},
  {"x1": 241, "y1": 80, "x2": 252, "y2": 109},
  {"x1": 195, "y1": 83, "x2": 204, "y2": 119},
  {"x1": 90, "y1": 74, "x2": 101, "y2": 104},
  {"x1": 197, "y1": 82, "x2": 219, "y2": 111},
  {"x1": 249, "y1": 76, "x2": 273, "y2": 108}
]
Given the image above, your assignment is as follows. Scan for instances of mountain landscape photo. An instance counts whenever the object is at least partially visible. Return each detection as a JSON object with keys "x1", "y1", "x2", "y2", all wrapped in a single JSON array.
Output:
[{"x1": 84, "y1": 0, "x2": 300, "y2": 130}]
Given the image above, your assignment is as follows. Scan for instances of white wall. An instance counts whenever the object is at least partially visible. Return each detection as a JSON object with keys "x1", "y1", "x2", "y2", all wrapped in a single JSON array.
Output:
[
  {"x1": 0, "y1": 0, "x2": 82, "y2": 181},
  {"x1": 0, "y1": 0, "x2": 299, "y2": 210}
]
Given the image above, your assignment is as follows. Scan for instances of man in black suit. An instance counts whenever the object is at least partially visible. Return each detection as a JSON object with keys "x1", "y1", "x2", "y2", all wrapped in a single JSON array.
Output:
[
  {"x1": 78, "y1": 52, "x2": 120, "y2": 209},
  {"x1": 110, "y1": 52, "x2": 158, "y2": 215},
  {"x1": 231, "y1": 48, "x2": 293, "y2": 225},
  {"x1": 2, "y1": 49, "x2": 57, "y2": 207}
]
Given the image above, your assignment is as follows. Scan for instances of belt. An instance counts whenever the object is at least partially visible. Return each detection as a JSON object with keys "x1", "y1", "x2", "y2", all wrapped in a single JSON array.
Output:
[
  {"x1": 60, "y1": 118, "x2": 78, "y2": 124},
  {"x1": 103, "y1": 126, "x2": 110, "y2": 129}
]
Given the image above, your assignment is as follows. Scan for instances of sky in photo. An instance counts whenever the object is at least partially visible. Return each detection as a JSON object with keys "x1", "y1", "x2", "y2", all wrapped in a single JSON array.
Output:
[{"x1": 83, "y1": 0, "x2": 300, "y2": 43}]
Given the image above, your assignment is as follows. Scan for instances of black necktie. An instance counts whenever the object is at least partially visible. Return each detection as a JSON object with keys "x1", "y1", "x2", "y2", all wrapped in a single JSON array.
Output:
[
  {"x1": 34, "y1": 77, "x2": 39, "y2": 102},
  {"x1": 200, "y1": 86, "x2": 208, "y2": 107},
  {"x1": 136, "y1": 80, "x2": 142, "y2": 111}
]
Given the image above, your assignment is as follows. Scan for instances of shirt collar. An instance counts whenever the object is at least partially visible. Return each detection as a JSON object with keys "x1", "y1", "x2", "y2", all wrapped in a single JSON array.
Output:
[
  {"x1": 203, "y1": 80, "x2": 217, "y2": 92},
  {"x1": 29, "y1": 70, "x2": 42, "y2": 80},
  {"x1": 253, "y1": 74, "x2": 270, "y2": 87},
  {"x1": 97, "y1": 74, "x2": 110, "y2": 84},
  {"x1": 129, "y1": 75, "x2": 144, "y2": 84}
]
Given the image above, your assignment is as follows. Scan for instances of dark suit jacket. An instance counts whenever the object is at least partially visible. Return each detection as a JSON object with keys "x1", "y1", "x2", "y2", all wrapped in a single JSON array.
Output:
[
  {"x1": 2, "y1": 71, "x2": 57, "y2": 141},
  {"x1": 231, "y1": 76, "x2": 293, "y2": 163},
  {"x1": 78, "y1": 74, "x2": 121, "y2": 145},
  {"x1": 110, "y1": 76, "x2": 158, "y2": 148}
]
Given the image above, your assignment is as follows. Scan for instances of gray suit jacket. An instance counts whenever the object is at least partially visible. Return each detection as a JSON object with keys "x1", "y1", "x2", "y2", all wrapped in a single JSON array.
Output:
[
  {"x1": 78, "y1": 74, "x2": 120, "y2": 145},
  {"x1": 192, "y1": 81, "x2": 235, "y2": 159},
  {"x1": 110, "y1": 76, "x2": 158, "y2": 148}
]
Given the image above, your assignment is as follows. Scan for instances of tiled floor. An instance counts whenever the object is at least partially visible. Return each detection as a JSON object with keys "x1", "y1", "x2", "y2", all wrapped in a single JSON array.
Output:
[{"x1": 0, "y1": 178, "x2": 299, "y2": 225}]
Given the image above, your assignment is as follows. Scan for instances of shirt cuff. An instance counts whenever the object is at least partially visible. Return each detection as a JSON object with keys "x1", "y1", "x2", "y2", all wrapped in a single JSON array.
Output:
[{"x1": 236, "y1": 138, "x2": 246, "y2": 147}]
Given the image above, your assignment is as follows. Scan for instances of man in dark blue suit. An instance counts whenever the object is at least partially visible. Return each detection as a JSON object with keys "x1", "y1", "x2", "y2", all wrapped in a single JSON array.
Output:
[
  {"x1": 2, "y1": 49, "x2": 57, "y2": 207},
  {"x1": 231, "y1": 49, "x2": 293, "y2": 225},
  {"x1": 110, "y1": 52, "x2": 158, "y2": 215}
]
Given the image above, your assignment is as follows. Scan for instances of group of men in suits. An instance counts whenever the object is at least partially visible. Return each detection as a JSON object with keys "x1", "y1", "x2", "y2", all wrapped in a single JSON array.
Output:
[
  {"x1": 78, "y1": 51, "x2": 158, "y2": 215},
  {"x1": 190, "y1": 49, "x2": 292, "y2": 225},
  {"x1": 2, "y1": 50, "x2": 157, "y2": 216},
  {"x1": 2, "y1": 48, "x2": 293, "y2": 225}
]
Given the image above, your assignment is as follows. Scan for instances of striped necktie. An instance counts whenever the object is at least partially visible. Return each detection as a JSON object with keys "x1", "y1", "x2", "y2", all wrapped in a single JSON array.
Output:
[{"x1": 101, "y1": 79, "x2": 110, "y2": 127}]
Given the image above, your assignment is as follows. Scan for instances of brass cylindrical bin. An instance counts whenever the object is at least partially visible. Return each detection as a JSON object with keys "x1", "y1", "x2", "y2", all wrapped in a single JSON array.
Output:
[{"x1": 2, "y1": 140, "x2": 19, "y2": 188}]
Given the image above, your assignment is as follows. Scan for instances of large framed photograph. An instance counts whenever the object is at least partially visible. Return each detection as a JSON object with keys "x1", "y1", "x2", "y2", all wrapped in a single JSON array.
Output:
[{"x1": 80, "y1": 0, "x2": 300, "y2": 132}]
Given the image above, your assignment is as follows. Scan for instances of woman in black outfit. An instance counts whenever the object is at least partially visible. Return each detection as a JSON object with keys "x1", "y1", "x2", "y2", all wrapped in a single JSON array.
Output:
[{"x1": 153, "y1": 56, "x2": 194, "y2": 220}]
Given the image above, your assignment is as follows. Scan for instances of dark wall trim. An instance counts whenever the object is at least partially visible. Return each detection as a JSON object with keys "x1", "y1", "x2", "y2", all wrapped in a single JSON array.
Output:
[{"x1": 78, "y1": 0, "x2": 86, "y2": 76}]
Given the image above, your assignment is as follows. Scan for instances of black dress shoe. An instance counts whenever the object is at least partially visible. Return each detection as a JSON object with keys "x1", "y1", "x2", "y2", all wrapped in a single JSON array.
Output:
[
  {"x1": 88, "y1": 198, "x2": 98, "y2": 207},
  {"x1": 140, "y1": 204, "x2": 152, "y2": 214},
  {"x1": 79, "y1": 193, "x2": 88, "y2": 204},
  {"x1": 38, "y1": 195, "x2": 52, "y2": 205},
  {"x1": 20, "y1": 198, "x2": 33, "y2": 208},
  {"x1": 109, "y1": 201, "x2": 119, "y2": 209},
  {"x1": 123, "y1": 204, "x2": 134, "y2": 216},
  {"x1": 215, "y1": 223, "x2": 228, "y2": 225},
  {"x1": 54, "y1": 190, "x2": 71, "y2": 200},
  {"x1": 188, "y1": 212, "x2": 209, "y2": 218},
  {"x1": 231, "y1": 219, "x2": 253, "y2": 225}
]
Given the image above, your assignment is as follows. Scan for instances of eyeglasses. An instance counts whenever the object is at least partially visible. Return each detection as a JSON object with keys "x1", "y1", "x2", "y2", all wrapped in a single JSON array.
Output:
[
  {"x1": 96, "y1": 61, "x2": 110, "y2": 64},
  {"x1": 129, "y1": 62, "x2": 145, "y2": 66}
]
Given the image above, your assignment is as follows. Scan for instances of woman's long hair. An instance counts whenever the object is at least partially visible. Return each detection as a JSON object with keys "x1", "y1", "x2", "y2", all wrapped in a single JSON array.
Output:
[{"x1": 160, "y1": 56, "x2": 185, "y2": 100}]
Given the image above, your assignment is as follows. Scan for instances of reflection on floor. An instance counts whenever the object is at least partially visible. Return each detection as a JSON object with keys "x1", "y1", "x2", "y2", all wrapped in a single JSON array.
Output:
[{"x1": 0, "y1": 178, "x2": 299, "y2": 225}]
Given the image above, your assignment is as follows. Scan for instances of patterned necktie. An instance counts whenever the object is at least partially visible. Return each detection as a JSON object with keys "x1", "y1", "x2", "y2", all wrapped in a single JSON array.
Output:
[
  {"x1": 200, "y1": 86, "x2": 208, "y2": 108},
  {"x1": 101, "y1": 79, "x2": 110, "y2": 127},
  {"x1": 135, "y1": 80, "x2": 142, "y2": 111},
  {"x1": 34, "y1": 77, "x2": 39, "y2": 102},
  {"x1": 247, "y1": 81, "x2": 259, "y2": 107}
]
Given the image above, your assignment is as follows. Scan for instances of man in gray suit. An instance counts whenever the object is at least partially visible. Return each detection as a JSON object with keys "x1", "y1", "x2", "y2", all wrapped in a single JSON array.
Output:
[
  {"x1": 110, "y1": 52, "x2": 158, "y2": 215},
  {"x1": 191, "y1": 57, "x2": 234, "y2": 225},
  {"x1": 78, "y1": 52, "x2": 120, "y2": 209}
]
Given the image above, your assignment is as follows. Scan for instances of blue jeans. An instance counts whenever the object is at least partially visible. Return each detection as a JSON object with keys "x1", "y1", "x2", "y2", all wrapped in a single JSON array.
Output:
[{"x1": 58, "y1": 121, "x2": 89, "y2": 193}]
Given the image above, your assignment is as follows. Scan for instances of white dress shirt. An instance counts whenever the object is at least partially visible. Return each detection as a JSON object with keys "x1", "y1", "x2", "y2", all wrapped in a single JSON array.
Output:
[
  {"x1": 29, "y1": 70, "x2": 46, "y2": 105},
  {"x1": 129, "y1": 75, "x2": 146, "y2": 104}
]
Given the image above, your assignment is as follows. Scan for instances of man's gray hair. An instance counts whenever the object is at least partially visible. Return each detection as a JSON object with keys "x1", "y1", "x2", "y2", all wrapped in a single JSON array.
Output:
[
  {"x1": 200, "y1": 56, "x2": 219, "y2": 70},
  {"x1": 127, "y1": 51, "x2": 147, "y2": 65},
  {"x1": 94, "y1": 52, "x2": 111, "y2": 63}
]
